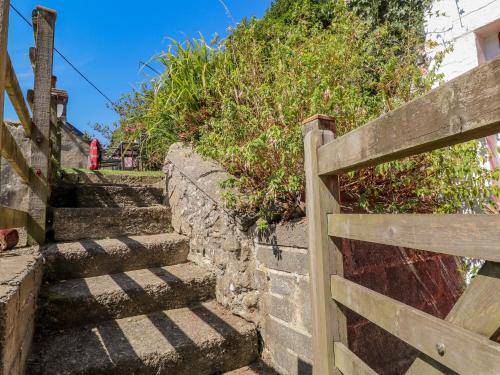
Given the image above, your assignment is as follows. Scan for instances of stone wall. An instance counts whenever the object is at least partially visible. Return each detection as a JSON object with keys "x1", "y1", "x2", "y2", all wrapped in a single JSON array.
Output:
[
  {"x1": 164, "y1": 143, "x2": 465, "y2": 375},
  {"x1": 0, "y1": 250, "x2": 43, "y2": 374},
  {"x1": 60, "y1": 122, "x2": 89, "y2": 169},
  {"x1": 255, "y1": 221, "x2": 313, "y2": 375},
  {"x1": 256, "y1": 219, "x2": 464, "y2": 375},
  {"x1": 164, "y1": 144, "x2": 258, "y2": 323},
  {"x1": 0, "y1": 123, "x2": 30, "y2": 213}
]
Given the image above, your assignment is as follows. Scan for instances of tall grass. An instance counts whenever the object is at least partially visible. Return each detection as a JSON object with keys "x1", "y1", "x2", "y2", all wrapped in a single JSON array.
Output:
[{"x1": 112, "y1": 0, "x2": 499, "y2": 221}]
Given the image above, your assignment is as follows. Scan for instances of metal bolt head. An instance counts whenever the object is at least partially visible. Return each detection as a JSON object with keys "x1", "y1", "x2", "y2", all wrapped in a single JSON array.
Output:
[{"x1": 436, "y1": 343, "x2": 446, "y2": 356}]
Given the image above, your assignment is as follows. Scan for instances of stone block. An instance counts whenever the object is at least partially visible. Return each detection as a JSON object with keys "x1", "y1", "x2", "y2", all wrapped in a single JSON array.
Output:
[
  {"x1": 263, "y1": 316, "x2": 312, "y2": 360},
  {"x1": 268, "y1": 272, "x2": 297, "y2": 297},
  {"x1": 262, "y1": 335, "x2": 312, "y2": 375},
  {"x1": 263, "y1": 293, "x2": 294, "y2": 324},
  {"x1": 256, "y1": 244, "x2": 309, "y2": 276},
  {"x1": 0, "y1": 252, "x2": 42, "y2": 374},
  {"x1": 256, "y1": 219, "x2": 308, "y2": 249}
]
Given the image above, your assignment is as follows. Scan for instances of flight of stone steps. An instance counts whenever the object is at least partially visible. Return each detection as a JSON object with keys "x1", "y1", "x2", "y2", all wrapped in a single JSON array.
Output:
[{"x1": 27, "y1": 172, "x2": 259, "y2": 374}]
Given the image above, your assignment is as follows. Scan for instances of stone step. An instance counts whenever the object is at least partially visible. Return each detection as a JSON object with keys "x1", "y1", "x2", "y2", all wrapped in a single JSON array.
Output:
[
  {"x1": 39, "y1": 263, "x2": 215, "y2": 330},
  {"x1": 224, "y1": 363, "x2": 278, "y2": 374},
  {"x1": 29, "y1": 301, "x2": 258, "y2": 375},
  {"x1": 42, "y1": 233, "x2": 189, "y2": 280},
  {"x1": 61, "y1": 171, "x2": 164, "y2": 187},
  {"x1": 51, "y1": 184, "x2": 164, "y2": 208},
  {"x1": 52, "y1": 206, "x2": 171, "y2": 242}
]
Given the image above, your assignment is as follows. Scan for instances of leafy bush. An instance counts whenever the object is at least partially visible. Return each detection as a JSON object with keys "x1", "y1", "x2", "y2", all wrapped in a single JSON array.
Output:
[{"x1": 112, "y1": 0, "x2": 499, "y2": 222}]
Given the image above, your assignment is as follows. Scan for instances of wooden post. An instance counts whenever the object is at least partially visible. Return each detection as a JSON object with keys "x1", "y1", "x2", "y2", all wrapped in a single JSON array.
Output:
[
  {"x1": 303, "y1": 115, "x2": 347, "y2": 375},
  {"x1": 0, "y1": 0, "x2": 10, "y2": 191},
  {"x1": 120, "y1": 142, "x2": 125, "y2": 170},
  {"x1": 27, "y1": 6, "x2": 56, "y2": 244}
]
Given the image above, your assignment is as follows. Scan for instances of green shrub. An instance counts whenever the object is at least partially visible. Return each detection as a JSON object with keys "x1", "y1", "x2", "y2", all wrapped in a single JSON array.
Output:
[{"x1": 112, "y1": 0, "x2": 499, "y2": 222}]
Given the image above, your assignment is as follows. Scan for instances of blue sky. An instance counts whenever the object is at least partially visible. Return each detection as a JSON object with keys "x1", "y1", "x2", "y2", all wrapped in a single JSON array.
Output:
[{"x1": 6, "y1": 0, "x2": 271, "y2": 139}]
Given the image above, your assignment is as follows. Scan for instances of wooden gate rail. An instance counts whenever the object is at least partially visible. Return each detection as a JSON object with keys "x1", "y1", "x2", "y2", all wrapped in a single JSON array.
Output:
[
  {"x1": 0, "y1": 1, "x2": 58, "y2": 244},
  {"x1": 304, "y1": 55, "x2": 500, "y2": 375},
  {"x1": 328, "y1": 214, "x2": 500, "y2": 262}
]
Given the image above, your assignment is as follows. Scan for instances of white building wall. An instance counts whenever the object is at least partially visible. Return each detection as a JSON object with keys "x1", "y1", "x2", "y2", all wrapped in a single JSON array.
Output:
[
  {"x1": 426, "y1": 0, "x2": 500, "y2": 179},
  {"x1": 426, "y1": 0, "x2": 500, "y2": 79}
]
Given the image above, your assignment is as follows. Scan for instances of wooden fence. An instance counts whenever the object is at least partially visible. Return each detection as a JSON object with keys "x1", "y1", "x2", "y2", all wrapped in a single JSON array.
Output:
[
  {"x1": 0, "y1": 2, "x2": 59, "y2": 244},
  {"x1": 303, "y1": 56, "x2": 500, "y2": 374}
]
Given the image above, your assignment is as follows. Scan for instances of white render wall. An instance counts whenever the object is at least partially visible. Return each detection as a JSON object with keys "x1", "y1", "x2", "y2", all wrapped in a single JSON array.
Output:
[
  {"x1": 426, "y1": 0, "x2": 500, "y2": 169},
  {"x1": 426, "y1": 0, "x2": 500, "y2": 79}
]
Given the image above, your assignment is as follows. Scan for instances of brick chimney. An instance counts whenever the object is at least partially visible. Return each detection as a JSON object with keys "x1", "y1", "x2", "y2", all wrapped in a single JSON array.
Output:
[{"x1": 50, "y1": 76, "x2": 69, "y2": 122}]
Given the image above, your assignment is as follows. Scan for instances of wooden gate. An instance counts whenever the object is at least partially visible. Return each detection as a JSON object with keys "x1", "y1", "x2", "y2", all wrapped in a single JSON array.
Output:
[
  {"x1": 0, "y1": 2, "x2": 60, "y2": 244},
  {"x1": 304, "y1": 56, "x2": 500, "y2": 374}
]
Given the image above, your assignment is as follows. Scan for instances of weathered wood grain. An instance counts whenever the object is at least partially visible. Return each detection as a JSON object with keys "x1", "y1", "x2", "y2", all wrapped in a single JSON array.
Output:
[
  {"x1": 331, "y1": 275, "x2": 500, "y2": 375},
  {"x1": 5, "y1": 54, "x2": 32, "y2": 137},
  {"x1": 0, "y1": 124, "x2": 31, "y2": 182},
  {"x1": 0, "y1": 206, "x2": 28, "y2": 228},
  {"x1": 29, "y1": 47, "x2": 36, "y2": 70},
  {"x1": 26, "y1": 6, "x2": 56, "y2": 244},
  {"x1": 334, "y1": 342, "x2": 378, "y2": 375},
  {"x1": 328, "y1": 214, "x2": 500, "y2": 262},
  {"x1": 0, "y1": 0, "x2": 10, "y2": 190},
  {"x1": 303, "y1": 116, "x2": 347, "y2": 375},
  {"x1": 317, "y1": 56, "x2": 500, "y2": 175},
  {"x1": 406, "y1": 262, "x2": 500, "y2": 375}
]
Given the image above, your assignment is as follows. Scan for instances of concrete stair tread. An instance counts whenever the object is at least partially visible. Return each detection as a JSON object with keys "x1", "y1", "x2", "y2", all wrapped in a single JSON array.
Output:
[
  {"x1": 224, "y1": 363, "x2": 278, "y2": 374},
  {"x1": 43, "y1": 233, "x2": 189, "y2": 280},
  {"x1": 51, "y1": 184, "x2": 164, "y2": 208},
  {"x1": 52, "y1": 205, "x2": 171, "y2": 241},
  {"x1": 29, "y1": 301, "x2": 258, "y2": 374},
  {"x1": 40, "y1": 263, "x2": 215, "y2": 329},
  {"x1": 62, "y1": 172, "x2": 164, "y2": 187}
]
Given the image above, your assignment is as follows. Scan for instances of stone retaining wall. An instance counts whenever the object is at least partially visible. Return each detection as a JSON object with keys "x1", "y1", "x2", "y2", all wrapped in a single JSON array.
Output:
[
  {"x1": 164, "y1": 143, "x2": 465, "y2": 375},
  {"x1": 255, "y1": 221, "x2": 313, "y2": 374},
  {"x1": 164, "y1": 144, "x2": 258, "y2": 323},
  {"x1": 0, "y1": 250, "x2": 43, "y2": 374}
]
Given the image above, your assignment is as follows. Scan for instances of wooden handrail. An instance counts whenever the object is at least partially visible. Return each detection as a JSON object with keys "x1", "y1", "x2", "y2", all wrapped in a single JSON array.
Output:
[
  {"x1": 0, "y1": 3, "x2": 58, "y2": 244},
  {"x1": 328, "y1": 214, "x2": 500, "y2": 262},
  {"x1": 5, "y1": 54, "x2": 32, "y2": 137},
  {"x1": 331, "y1": 275, "x2": 500, "y2": 375},
  {"x1": 317, "y1": 56, "x2": 500, "y2": 176}
]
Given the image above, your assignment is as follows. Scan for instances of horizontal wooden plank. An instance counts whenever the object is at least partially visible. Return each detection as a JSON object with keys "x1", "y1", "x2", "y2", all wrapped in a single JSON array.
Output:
[
  {"x1": 0, "y1": 123, "x2": 31, "y2": 182},
  {"x1": 406, "y1": 261, "x2": 500, "y2": 375},
  {"x1": 328, "y1": 214, "x2": 500, "y2": 261},
  {"x1": 317, "y1": 56, "x2": 500, "y2": 175},
  {"x1": 0, "y1": 206, "x2": 28, "y2": 228},
  {"x1": 5, "y1": 54, "x2": 32, "y2": 137},
  {"x1": 334, "y1": 342, "x2": 377, "y2": 375},
  {"x1": 331, "y1": 275, "x2": 500, "y2": 375}
]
